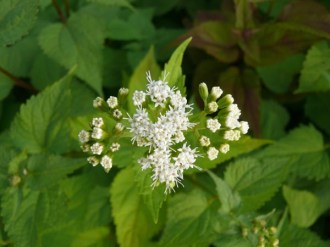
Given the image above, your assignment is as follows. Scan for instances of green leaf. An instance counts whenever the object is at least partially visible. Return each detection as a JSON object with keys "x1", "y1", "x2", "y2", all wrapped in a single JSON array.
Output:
[
  {"x1": 0, "y1": 0, "x2": 38, "y2": 46},
  {"x1": 10, "y1": 70, "x2": 72, "y2": 154},
  {"x1": 71, "y1": 227, "x2": 110, "y2": 247},
  {"x1": 297, "y1": 42, "x2": 330, "y2": 93},
  {"x1": 257, "y1": 54, "x2": 304, "y2": 93},
  {"x1": 207, "y1": 171, "x2": 241, "y2": 213},
  {"x1": 261, "y1": 100, "x2": 289, "y2": 140},
  {"x1": 305, "y1": 93, "x2": 330, "y2": 135},
  {"x1": 136, "y1": 168, "x2": 166, "y2": 223},
  {"x1": 260, "y1": 125, "x2": 330, "y2": 181},
  {"x1": 128, "y1": 47, "x2": 161, "y2": 113},
  {"x1": 0, "y1": 80, "x2": 12, "y2": 101},
  {"x1": 0, "y1": 146, "x2": 17, "y2": 193},
  {"x1": 161, "y1": 37, "x2": 191, "y2": 90},
  {"x1": 160, "y1": 189, "x2": 220, "y2": 247},
  {"x1": 283, "y1": 186, "x2": 322, "y2": 228},
  {"x1": 225, "y1": 157, "x2": 290, "y2": 212},
  {"x1": 88, "y1": 0, "x2": 134, "y2": 10},
  {"x1": 110, "y1": 167, "x2": 156, "y2": 247},
  {"x1": 38, "y1": 13, "x2": 104, "y2": 94},
  {"x1": 26, "y1": 154, "x2": 84, "y2": 190},
  {"x1": 280, "y1": 224, "x2": 330, "y2": 247}
]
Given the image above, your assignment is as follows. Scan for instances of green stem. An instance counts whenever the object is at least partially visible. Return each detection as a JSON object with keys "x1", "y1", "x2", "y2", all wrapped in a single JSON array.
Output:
[
  {"x1": 276, "y1": 207, "x2": 288, "y2": 237},
  {"x1": 0, "y1": 66, "x2": 37, "y2": 93},
  {"x1": 52, "y1": 0, "x2": 66, "y2": 23},
  {"x1": 63, "y1": 0, "x2": 70, "y2": 18}
]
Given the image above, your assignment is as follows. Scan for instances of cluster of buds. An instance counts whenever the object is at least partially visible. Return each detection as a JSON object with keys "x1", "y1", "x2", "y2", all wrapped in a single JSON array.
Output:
[
  {"x1": 242, "y1": 219, "x2": 279, "y2": 247},
  {"x1": 198, "y1": 83, "x2": 249, "y2": 161},
  {"x1": 78, "y1": 90, "x2": 128, "y2": 172}
]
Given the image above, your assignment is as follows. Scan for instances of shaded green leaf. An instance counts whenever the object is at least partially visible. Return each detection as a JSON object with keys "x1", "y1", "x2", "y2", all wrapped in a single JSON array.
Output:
[
  {"x1": 0, "y1": 80, "x2": 12, "y2": 101},
  {"x1": 0, "y1": 0, "x2": 38, "y2": 46},
  {"x1": 88, "y1": 0, "x2": 134, "y2": 10},
  {"x1": 225, "y1": 157, "x2": 290, "y2": 212},
  {"x1": 38, "y1": 13, "x2": 104, "y2": 94},
  {"x1": 260, "y1": 126, "x2": 330, "y2": 180},
  {"x1": 71, "y1": 227, "x2": 110, "y2": 247},
  {"x1": 297, "y1": 42, "x2": 330, "y2": 93},
  {"x1": 283, "y1": 186, "x2": 322, "y2": 228},
  {"x1": 160, "y1": 189, "x2": 220, "y2": 247},
  {"x1": 110, "y1": 167, "x2": 156, "y2": 247},
  {"x1": 10, "y1": 71, "x2": 72, "y2": 154}
]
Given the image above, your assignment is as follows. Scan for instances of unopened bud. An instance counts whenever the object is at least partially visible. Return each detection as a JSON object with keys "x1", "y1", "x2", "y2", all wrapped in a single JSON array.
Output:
[
  {"x1": 93, "y1": 97, "x2": 106, "y2": 109},
  {"x1": 210, "y1": 86, "x2": 223, "y2": 100},
  {"x1": 115, "y1": 122, "x2": 125, "y2": 132},
  {"x1": 218, "y1": 94, "x2": 234, "y2": 109},
  {"x1": 199, "y1": 83, "x2": 209, "y2": 105},
  {"x1": 207, "y1": 101, "x2": 218, "y2": 113}
]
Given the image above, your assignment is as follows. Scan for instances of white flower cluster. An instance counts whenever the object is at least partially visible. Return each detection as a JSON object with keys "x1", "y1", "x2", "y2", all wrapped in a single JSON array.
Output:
[
  {"x1": 128, "y1": 72, "x2": 199, "y2": 193},
  {"x1": 198, "y1": 84, "x2": 249, "y2": 161},
  {"x1": 78, "y1": 93, "x2": 126, "y2": 172}
]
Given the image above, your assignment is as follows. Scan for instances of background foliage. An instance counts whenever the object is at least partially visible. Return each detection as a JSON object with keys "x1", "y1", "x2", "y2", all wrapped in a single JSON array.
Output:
[{"x1": 1, "y1": 0, "x2": 330, "y2": 246}]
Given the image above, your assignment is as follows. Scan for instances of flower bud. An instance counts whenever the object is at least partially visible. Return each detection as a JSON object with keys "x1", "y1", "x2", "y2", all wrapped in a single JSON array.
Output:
[
  {"x1": 199, "y1": 82, "x2": 209, "y2": 105},
  {"x1": 87, "y1": 156, "x2": 99, "y2": 166},
  {"x1": 210, "y1": 86, "x2": 223, "y2": 101},
  {"x1": 207, "y1": 101, "x2": 218, "y2": 114},
  {"x1": 217, "y1": 94, "x2": 234, "y2": 109}
]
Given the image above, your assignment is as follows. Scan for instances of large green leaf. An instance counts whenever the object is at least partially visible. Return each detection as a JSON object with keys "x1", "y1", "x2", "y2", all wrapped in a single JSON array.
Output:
[
  {"x1": 0, "y1": 0, "x2": 38, "y2": 46},
  {"x1": 127, "y1": 47, "x2": 161, "y2": 113},
  {"x1": 10, "y1": 71, "x2": 72, "y2": 154},
  {"x1": 88, "y1": 0, "x2": 134, "y2": 10},
  {"x1": 260, "y1": 125, "x2": 330, "y2": 180},
  {"x1": 224, "y1": 157, "x2": 290, "y2": 212},
  {"x1": 26, "y1": 155, "x2": 84, "y2": 190},
  {"x1": 283, "y1": 186, "x2": 322, "y2": 228},
  {"x1": 160, "y1": 189, "x2": 220, "y2": 247},
  {"x1": 297, "y1": 42, "x2": 330, "y2": 93},
  {"x1": 110, "y1": 167, "x2": 157, "y2": 247},
  {"x1": 38, "y1": 12, "x2": 104, "y2": 94}
]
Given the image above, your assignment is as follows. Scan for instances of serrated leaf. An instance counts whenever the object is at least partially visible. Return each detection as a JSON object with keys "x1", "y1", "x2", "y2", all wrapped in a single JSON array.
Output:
[
  {"x1": 283, "y1": 186, "x2": 322, "y2": 228},
  {"x1": 10, "y1": 71, "x2": 72, "y2": 154},
  {"x1": 26, "y1": 154, "x2": 84, "y2": 190},
  {"x1": 280, "y1": 224, "x2": 330, "y2": 247},
  {"x1": 71, "y1": 227, "x2": 110, "y2": 247},
  {"x1": 297, "y1": 42, "x2": 330, "y2": 93},
  {"x1": 160, "y1": 189, "x2": 220, "y2": 247},
  {"x1": 110, "y1": 167, "x2": 156, "y2": 247},
  {"x1": 161, "y1": 37, "x2": 191, "y2": 90},
  {"x1": 128, "y1": 47, "x2": 161, "y2": 113},
  {"x1": 257, "y1": 54, "x2": 304, "y2": 93},
  {"x1": 305, "y1": 93, "x2": 330, "y2": 135},
  {"x1": 0, "y1": 0, "x2": 38, "y2": 46},
  {"x1": 207, "y1": 171, "x2": 240, "y2": 213},
  {"x1": 224, "y1": 157, "x2": 290, "y2": 212},
  {"x1": 0, "y1": 146, "x2": 17, "y2": 193},
  {"x1": 260, "y1": 125, "x2": 330, "y2": 180},
  {"x1": 136, "y1": 168, "x2": 166, "y2": 223},
  {"x1": 261, "y1": 100, "x2": 289, "y2": 140},
  {"x1": 38, "y1": 13, "x2": 104, "y2": 94}
]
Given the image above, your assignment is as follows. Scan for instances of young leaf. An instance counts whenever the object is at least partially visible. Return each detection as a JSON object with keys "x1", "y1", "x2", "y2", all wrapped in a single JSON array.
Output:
[
  {"x1": 260, "y1": 125, "x2": 330, "y2": 181},
  {"x1": 160, "y1": 189, "x2": 220, "y2": 247},
  {"x1": 10, "y1": 71, "x2": 72, "y2": 154},
  {"x1": 283, "y1": 186, "x2": 322, "y2": 228},
  {"x1": 297, "y1": 42, "x2": 330, "y2": 93},
  {"x1": 110, "y1": 167, "x2": 157, "y2": 247},
  {"x1": 224, "y1": 157, "x2": 290, "y2": 212},
  {"x1": 38, "y1": 13, "x2": 104, "y2": 94},
  {"x1": 161, "y1": 37, "x2": 191, "y2": 90},
  {"x1": 0, "y1": 0, "x2": 38, "y2": 46},
  {"x1": 25, "y1": 154, "x2": 84, "y2": 190}
]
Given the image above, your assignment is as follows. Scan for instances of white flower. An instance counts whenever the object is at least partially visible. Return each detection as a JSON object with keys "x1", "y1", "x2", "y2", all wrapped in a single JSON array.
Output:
[
  {"x1": 91, "y1": 127, "x2": 103, "y2": 139},
  {"x1": 138, "y1": 157, "x2": 152, "y2": 170},
  {"x1": 207, "y1": 101, "x2": 218, "y2": 113},
  {"x1": 92, "y1": 117, "x2": 104, "y2": 127},
  {"x1": 146, "y1": 72, "x2": 171, "y2": 107},
  {"x1": 80, "y1": 143, "x2": 90, "y2": 152},
  {"x1": 240, "y1": 121, "x2": 249, "y2": 134},
  {"x1": 199, "y1": 136, "x2": 211, "y2": 147},
  {"x1": 110, "y1": 142, "x2": 120, "y2": 152},
  {"x1": 115, "y1": 122, "x2": 124, "y2": 132},
  {"x1": 78, "y1": 130, "x2": 90, "y2": 143},
  {"x1": 107, "y1": 96, "x2": 118, "y2": 109},
  {"x1": 101, "y1": 155, "x2": 112, "y2": 172},
  {"x1": 87, "y1": 156, "x2": 99, "y2": 166},
  {"x1": 225, "y1": 116, "x2": 241, "y2": 129},
  {"x1": 207, "y1": 147, "x2": 219, "y2": 160},
  {"x1": 170, "y1": 90, "x2": 187, "y2": 109},
  {"x1": 227, "y1": 104, "x2": 241, "y2": 118},
  {"x1": 93, "y1": 97, "x2": 104, "y2": 108},
  {"x1": 219, "y1": 143, "x2": 230, "y2": 154},
  {"x1": 175, "y1": 143, "x2": 198, "y2": 171},
  {"x1": 113, "y1": 109, "x2": 122, "y2": 119},
  {"x1": 133, "y1": 91, "x2": 146, "y2": 106},
  {"x1": 119, "y1": 87, "x2": 129, "y2": 96},
  {"x1": 206, "y1": 118, "x2": 221, "y2": 132},
  {"x1": 210, "y1": 86, "x2": 223, "y2": 100},
  {"x1": 224, "y1": 130, "x2": 241, "y2": 141},
  {"x1": 90, "y1": 142, "x2": 103, "y2": 155}
]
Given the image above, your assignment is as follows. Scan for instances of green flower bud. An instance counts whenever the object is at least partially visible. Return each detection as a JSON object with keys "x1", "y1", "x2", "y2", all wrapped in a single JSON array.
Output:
[
  {"x1": 217, "y1": 94, "x2": 234, "y2": 109},
  {"x1": 199, "y1": 82, "x2": 209, "y2": 105}
]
